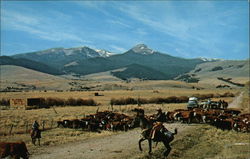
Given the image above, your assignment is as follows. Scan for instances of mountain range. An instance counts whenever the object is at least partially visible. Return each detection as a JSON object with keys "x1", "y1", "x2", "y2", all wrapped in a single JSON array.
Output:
[{"x1": 0, "y1": 44, "x2": 224, "y2": 80}]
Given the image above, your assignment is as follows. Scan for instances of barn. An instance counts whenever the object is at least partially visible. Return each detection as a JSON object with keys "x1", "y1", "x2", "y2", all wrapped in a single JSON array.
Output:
[
  {"x1": 10, "y1": 98, "x2": 27, "y2": 109},
  {"x1": 10, "y1": 98, "x2": 44, "y2": 109}
]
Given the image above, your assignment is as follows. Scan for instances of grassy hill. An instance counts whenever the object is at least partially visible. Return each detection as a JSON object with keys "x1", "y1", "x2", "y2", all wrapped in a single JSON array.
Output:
[
  {"x1": 0, "y1": 65, "x2": 70, "y2": 91},
  {"x1": 111, "y1": 64, "x2": 169, "y2": 80},
  {"x1": 180, "y1": 59, "x2": 249, "y2": 87},
  {"x1": 0, "y1": 56, "x2": 63, "y2": 75}
]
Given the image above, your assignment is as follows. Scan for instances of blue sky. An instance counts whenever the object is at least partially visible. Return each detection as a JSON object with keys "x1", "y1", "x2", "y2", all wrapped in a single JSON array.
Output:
[{"x1": 1, "y1": 1, "x2": 249, "y2": 59}]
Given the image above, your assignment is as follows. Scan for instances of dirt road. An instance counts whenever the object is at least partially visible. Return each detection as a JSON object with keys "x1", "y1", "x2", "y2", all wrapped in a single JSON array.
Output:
[
  {"x1": 228, "y1": 92, "x2": 243, "y2": 108},
  {"x1": 30, "y1": 123, "x2": 192, "y2": 159}
]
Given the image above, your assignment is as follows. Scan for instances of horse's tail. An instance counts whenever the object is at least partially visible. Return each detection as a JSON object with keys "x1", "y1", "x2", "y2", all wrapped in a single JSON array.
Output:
[{"x1": 174, "y1": 128, "x2": 178, "y2": 135}]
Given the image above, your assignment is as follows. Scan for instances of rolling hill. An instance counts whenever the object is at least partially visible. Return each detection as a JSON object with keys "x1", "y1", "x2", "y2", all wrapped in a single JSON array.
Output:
[
  {"x1": 0, "y1": 65, "x2": 70, "y2": 91},
  {"x1": 176, "y1": 59, "x2": 249, "y2": 86},
  {"x1": 0, "y1": 56, "x2": 63, "y2": 75},
  {"x1": 111, "y1": 64, "x2": 169, "y2": 80}
]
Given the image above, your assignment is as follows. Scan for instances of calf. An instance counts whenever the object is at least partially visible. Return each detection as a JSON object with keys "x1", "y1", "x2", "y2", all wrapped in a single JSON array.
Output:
[{"x1": 0, "y1": 141, "x2": 29, "y2": 159}]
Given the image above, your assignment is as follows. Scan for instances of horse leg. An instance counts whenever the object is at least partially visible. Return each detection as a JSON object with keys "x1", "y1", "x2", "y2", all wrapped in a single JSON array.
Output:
[
  {"x1": 13, "y1": 155, "x2": 20, "y2": 159},
  {"x1": 154, "y1": 142, "x2": 159, "y2": 148},
  {"x1": 139, "y1": 138, "x2": 146, "y2": 151},
  {"x1": 163, "y1": 141, "x2": 171, "y2": 157},
  {"x1": 38, "y1": 138, "x2": 40, "y2": 146},
  {"x1": 148, "y1": 139, "x2": 152, "y2": 154},
  {"x1": 32, "y1": 138, "x2": 36, "y2": 145}
]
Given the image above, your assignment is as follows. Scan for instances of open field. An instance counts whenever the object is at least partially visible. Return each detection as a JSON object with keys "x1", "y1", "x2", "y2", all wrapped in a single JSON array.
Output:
[
  {"x1": 0, "y1": 87, "x2": 240, "y2": 157},
  {"x1": 0, "y1": 77, "x2": 247, "y2": 159},
  {"x1": 0, "y1": 88, "x2": 239, "y2": 105}
]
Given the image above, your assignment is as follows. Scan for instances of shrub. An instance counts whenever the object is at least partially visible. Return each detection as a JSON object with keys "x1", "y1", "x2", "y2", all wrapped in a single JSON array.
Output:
[
  {"x1": 45, "y1": 97, "x2": 65, "y2": 106},
  {"x1": 221, "y1": 92, "x2": 235, "y2": 97},
  {"x1": 65, "y1": 98, "x2": 97, "y2": 106},
  {"x1": 211, "y1": 66, "x2": 223, "y2": 71},
  {"x1": 0, "y1": 98, "x2": 10, "y2": 106}
]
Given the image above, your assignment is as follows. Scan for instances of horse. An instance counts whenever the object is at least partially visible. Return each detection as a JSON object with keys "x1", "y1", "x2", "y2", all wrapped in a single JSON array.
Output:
[
  {"x1": 131, "y1": 109, "x2": 177, "y2": 158},
  {"x1": 30, "y1": 129, "x2": 41, "y2": 146}
]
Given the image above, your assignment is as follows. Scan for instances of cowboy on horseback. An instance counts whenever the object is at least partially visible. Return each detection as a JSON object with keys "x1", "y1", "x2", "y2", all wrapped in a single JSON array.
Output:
[
  {"x1": 132, "y1": 108, "x2": 177, "y2": 157},
  {"x1": 31, "y1": 120, "x2": 41, "y2": 145},
  {"x1": 32, "y1": 120, "x2": 39, "y2": 131}
]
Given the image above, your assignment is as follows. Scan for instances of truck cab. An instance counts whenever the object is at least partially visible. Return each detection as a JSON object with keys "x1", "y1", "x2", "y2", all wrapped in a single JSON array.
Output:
[{"x1": 187, "y1": 97, "x2": 198, "y2": 110}]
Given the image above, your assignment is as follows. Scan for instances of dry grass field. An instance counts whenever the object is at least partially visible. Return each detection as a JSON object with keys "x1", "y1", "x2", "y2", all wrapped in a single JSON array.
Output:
[
  {"x1": 133, "y1": 124, "x2": 250, "y2": 159},
  {"x1": 0, "y1": 86, "x2": 239, "y2": 157}
]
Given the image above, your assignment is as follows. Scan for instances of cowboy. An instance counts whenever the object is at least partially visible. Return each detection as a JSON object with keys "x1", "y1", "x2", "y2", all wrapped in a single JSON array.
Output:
[
  {"x1": 155, "y1": 108, "x2": 165, "y2": 122},
  {"x1": 32, "y1": 121, "x2": 40, "y2": 131},
  {"x1": 31, "y1": 121, "x2": 41, "y2": 145}
]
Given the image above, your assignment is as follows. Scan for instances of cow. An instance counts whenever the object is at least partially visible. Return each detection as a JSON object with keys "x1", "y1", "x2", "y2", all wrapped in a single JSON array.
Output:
[
  {"x1": 192, "y1": 108, "x2": 206, "y2": 123},
  {"x1": 173, "y1": 110, "x2": 194, "y2": 123},
  {"x1": 0, "y1": 141, "x2": 29, "y2": 159},
  {"x1": 165, "y1": 111, "x2": 177, "y2": 122},
  {"x1": 214, "y1": 118, "x2": 235, "y2": 130},
  {"x1": 223, "y1": 108, "x2": 241, "y2": 116}
]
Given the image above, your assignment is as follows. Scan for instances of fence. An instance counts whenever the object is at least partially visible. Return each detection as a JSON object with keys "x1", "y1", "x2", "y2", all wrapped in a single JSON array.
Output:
[{"x1": 0, "y1": 119, "x2": 56, "y2": 136}]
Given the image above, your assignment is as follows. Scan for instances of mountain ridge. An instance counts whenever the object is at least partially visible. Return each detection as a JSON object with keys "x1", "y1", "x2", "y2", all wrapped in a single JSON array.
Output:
[{"x1": 1, "y1": 44, "x2": 227, "y2": 80}]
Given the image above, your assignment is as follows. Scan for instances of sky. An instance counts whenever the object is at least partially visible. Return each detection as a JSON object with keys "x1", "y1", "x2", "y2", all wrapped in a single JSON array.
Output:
[{"x1": 1, "y1": 1, "x2": 249, "y2": 60}]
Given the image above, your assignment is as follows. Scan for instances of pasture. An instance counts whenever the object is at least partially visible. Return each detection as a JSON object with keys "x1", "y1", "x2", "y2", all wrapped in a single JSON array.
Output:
[{"x1": 0, "y1": 87, "x2": 245, "y2": 158}]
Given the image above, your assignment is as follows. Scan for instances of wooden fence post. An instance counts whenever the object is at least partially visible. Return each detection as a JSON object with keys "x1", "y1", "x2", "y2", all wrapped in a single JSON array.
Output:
[
  {"x1": 52, "y1": 106, "x2": 58, "y2": 114},
  {"x1": 110, "y1": 104, "x2": 113, "y2": 112},
  {"x1": 42, "y1": 120, "x2": 45, "y2": 131},
  {"x1": 25, "y1": 121, "x2": 29, "y2": 133},
  {"x1": 9, "y1": 124, "x2": 14, "y2": 135},
  {"x1": 50, "y1": 120, "x2": 54, "y2": 129}
]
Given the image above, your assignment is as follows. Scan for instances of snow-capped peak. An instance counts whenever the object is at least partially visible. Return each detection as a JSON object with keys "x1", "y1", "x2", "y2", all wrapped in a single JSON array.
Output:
[
  {"x1": 199, "y1": 57, "x2": 224, "y2": 62},
  {"x1": 95, "y1": 49, "x2": 114, "y2": 57},
  {"x1": 32, "y1": 46, "x2": 115, "y2": 58},
  {"x1": 131, "y1": 44, "x2": 155, "y2": 55}
]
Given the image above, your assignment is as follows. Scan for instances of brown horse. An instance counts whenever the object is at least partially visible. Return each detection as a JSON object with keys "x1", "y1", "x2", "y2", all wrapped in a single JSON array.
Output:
[
  {"x1": 30, "y1": 129, "x2": 41, "y2": 146},
  {"x1": 132, "y1": 108, "x2": 177, "y2": 158}
]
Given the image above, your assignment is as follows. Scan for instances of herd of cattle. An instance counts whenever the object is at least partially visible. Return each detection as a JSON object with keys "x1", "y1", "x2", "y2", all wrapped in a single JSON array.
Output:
[
  {"x1": 56, "y1": 107, "x2": 250, "y2": 133},
  {"x1": 57, "y1": 111, "x2": 135, "y2": 132},
  {"x1": 157, "y1": 108, "x2": 250, "y2": 132}
]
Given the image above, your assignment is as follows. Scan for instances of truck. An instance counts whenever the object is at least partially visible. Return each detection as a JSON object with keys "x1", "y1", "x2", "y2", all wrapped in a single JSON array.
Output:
[{"x1": 187, "y1": 97, "x2": 199, "y2": 109}]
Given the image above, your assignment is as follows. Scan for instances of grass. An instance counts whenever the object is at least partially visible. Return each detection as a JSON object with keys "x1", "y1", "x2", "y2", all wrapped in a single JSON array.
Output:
[
  {"x1": 133, "y1": 125, "x2": 250, "y2": 159},
  {"x1": 0, "y1": 88, "x2": 239, "y2": 106},
  {"x1": 240, "y1": 88, "x2": 250, "y2": 113}
]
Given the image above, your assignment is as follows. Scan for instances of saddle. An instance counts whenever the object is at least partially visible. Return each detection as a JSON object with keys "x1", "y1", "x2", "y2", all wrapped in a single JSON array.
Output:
[{"x1": 150, "y1": 122, "x2": 170, "y2": 140}]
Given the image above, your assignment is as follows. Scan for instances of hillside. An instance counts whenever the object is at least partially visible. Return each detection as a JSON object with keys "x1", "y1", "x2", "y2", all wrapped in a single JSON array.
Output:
[
  {"x1": 177, "y1": 59, "x2": 249, "y2": 87},
  {"x1": 111, "y1": 64, "x2": 169, "y2": 80},
  {"x1": 0, "y1": 56, "x2": 63, "y2": 75},
  {"x1": 0, "y1": 65, "x2": 70, "y2": 91}
]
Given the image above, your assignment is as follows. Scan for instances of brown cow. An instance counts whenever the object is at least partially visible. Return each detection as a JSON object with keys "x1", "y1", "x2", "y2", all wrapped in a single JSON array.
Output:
[
  {"x1": 0, "y1": 141, "x2": 29, "y2": 159},
  {"x1": 174, "y1": 110, "x2": 194, "y2": 123}
]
